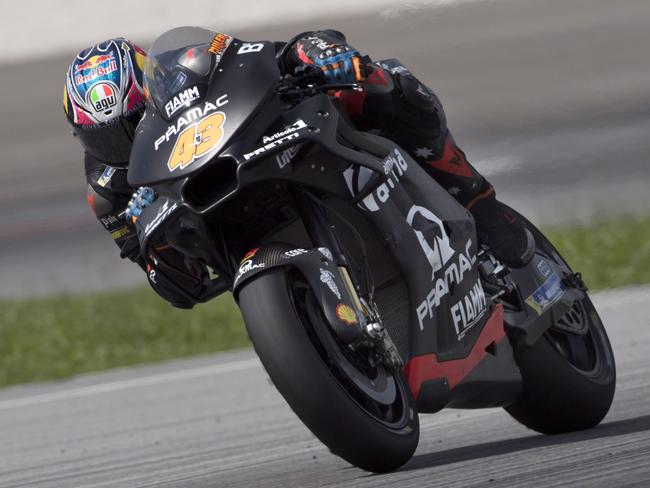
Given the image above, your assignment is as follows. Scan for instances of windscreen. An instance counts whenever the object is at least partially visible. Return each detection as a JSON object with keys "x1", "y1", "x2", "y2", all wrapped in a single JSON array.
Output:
[{"x1": 144, "y1": 27, "x2": 232, "y2": 119}]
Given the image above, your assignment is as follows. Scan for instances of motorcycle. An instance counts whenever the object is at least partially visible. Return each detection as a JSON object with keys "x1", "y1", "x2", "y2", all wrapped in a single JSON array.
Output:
[{"x1": 128, "y1": 27, "x2": 616, "y2": 472}]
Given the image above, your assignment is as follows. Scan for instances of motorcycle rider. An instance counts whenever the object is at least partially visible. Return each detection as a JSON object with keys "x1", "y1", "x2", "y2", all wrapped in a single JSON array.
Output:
[{"x1": 64, "y1": 31, "x2": 534, "y2": 308}]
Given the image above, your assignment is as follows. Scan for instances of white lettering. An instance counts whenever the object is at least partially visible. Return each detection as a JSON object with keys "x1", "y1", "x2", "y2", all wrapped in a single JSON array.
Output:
[
  {"x1": 239, "y1": 260, "x2": 265, "y2": 275},
  {"x1": 417, "y1": 302, "x2": 429, "y2": 331},
  {"x1": 450, "y1": 280, "x2": 487, "y2": 339},
  {"x1": 238, "y1": 43, "x2": 264, "y2": 54},
  {"x1": 416, "y1": 239, "x2": 479, "y2": 330},
  {"x1": 243, "y1": 132, "x2": 300, "y2": 161},
  {"x1": 165, "y1": 86, "x2": 200, "y2": 118},
  {"x1": 284, "y1": 248, "x2": 308, "y2": 257},
  {"x1": 262, "y1": 119, "x2": 307, "y2": 144},
  {"x1": 155, "y1": 95, "x2": 229, "y2": 150},
  {"x1": 144, "y1": 200, "x2": 179, "y2": 236},
  {"x1": 360, "y1": 149, "x2": 408, "y2": 212}
]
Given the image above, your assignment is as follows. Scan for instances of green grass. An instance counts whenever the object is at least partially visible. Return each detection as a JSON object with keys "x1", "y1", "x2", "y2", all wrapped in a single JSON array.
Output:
[
  {"x1": 545, "y1": 216, "x2": 650, "y2": 291},
  {"x1": 1, "y1": 216, "x2": 649, "y2": 388},
  {"x1": 0, "y1": 291, "x2": 248, "y2": 388}
]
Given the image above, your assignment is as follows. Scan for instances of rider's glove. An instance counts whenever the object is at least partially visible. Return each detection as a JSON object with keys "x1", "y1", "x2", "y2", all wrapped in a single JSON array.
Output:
[
  {"x1": 125, "y1": 187, "x2": 156, "y2": 224},
  {"x1": 295, "y1": 34, "x2": 365, "y2": 83}
]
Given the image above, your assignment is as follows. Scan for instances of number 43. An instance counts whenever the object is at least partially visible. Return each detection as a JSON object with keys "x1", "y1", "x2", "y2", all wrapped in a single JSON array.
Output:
[{"x1": 167, "y1": 112, "x2": 226, "y2": 172}]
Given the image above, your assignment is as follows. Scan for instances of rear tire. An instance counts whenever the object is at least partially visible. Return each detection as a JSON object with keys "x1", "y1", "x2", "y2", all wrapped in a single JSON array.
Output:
[
  {"x1": 238, "y1": 269, "x2": 419, "y2": 472},
  {"x1": 504, "y1": 207, "x2": 616, "y2": 434}
]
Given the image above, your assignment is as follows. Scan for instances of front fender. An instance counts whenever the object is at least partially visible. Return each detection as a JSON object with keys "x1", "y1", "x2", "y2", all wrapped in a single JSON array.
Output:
[{"x1": 232, "y1": 243, "x2": 365, "y2": 344}]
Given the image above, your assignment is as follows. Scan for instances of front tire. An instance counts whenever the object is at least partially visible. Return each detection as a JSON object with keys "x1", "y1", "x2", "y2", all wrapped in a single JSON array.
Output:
[
  {"x1": 504, "y1": 207, "x2": 616, "y2": 434},
  {"x1": 238, "y1": 269, "x2": 419, "y2": 472}
]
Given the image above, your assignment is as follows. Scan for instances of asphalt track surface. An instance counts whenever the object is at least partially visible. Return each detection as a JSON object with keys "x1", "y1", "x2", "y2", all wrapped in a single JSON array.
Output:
[
  {"x1": 1, "y1": 0, "x2": 649, "y2": 297},
  {"x1": 0, "y1": 287, "x2": 648, "y2": 487}
]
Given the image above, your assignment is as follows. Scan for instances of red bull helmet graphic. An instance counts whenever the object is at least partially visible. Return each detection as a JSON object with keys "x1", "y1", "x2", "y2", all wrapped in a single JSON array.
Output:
[
  {"x1": 65, "y1": 38, "x2": 146, "y2": 125},
  {"x1": 64, "y1": 38, "x2": 147, "y2": 163}
]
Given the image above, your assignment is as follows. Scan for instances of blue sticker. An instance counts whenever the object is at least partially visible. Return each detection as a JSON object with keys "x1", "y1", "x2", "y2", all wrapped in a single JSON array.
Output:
[
  {"x1": 97, "y1": 166, "x2": 116, "y2": 187},
  {"x1": 525, "y1": 272, "x2": 565, "y2": 315}
]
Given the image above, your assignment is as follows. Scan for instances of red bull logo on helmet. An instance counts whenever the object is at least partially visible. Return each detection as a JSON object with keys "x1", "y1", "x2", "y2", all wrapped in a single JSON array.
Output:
[{"x1": 74, "y1": 53, "x2": 118, "y2": 85}]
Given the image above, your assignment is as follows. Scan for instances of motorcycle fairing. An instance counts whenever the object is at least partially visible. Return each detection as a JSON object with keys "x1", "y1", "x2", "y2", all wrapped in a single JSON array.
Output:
[
  {"x1": 128, "y1": 38, "x2": 281, "y2": 186},
  {"x1": 405, "y1": 304, "x2": 522, "y2": 412},
  {"x1": 202, "y1": 92, "x2": 493, "y2": 363}
]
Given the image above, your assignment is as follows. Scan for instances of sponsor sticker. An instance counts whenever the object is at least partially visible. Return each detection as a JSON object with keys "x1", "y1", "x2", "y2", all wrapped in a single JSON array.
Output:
[
  {"x1": 208, "y1": 33, "x2": 232, "y2": 56},
  {"x1": 450, "y1": 279, "x2": 487, "y2": 339},
  {"x1": 239, "y1": 259, "x2": 265, "y2": 276},
  {"x1": 284, "y1": 248, "x2": 308, "y2": 258},
  {"x1": 343, "y1": 148, "x2": 409, "y2": 212},
  {"x1": 318, "y1": 247, "x2": 333, "y2": 261},
  {"x1": 525, "y1": 272, "x2": 565, "y2": 315},
  {"x1": 336, "y1": 303, "x2": 358, "y2": 326},
  {"x1": 276, "y1": 144, "x2": 301, "y2": 169},
  {"x1": 155, "y1": 94, "x2": 229, "y2": 150},
  {"x1": 97, "y1": 166, "x2": 116, "y2": 187},
  {"x1": 165, "y1": 86, "x2": 201, "y2": 118},
  {"x1": 110, "y1": 225, "x2": 130, "y2": 240},
  {"x1": 74, "y1": 54, "x2": 118, "y2": 85},
  {"x1": 88, "y1": 82, "x2": 117, "y2": 113},
  {"x1": 144, "y1": 199, "x2": 178, "y2": 237},
  {"x1": 100, "y1": 214, "x2": 119, "y2": 229},
  {"x1": 407, "y1": 205, "x2": 456, "y2": 280},
  {"x1": 415, "y1": 239, "x2": 477, "y2": 331},
  {"x1": 240, "y1": 248, "x2": 259, "y2": 265},
  {"x1": 320, "y1": 268, "x2": 342, "y2": 299},
  {"x1": 243, "y1": 120, "x2": 307, "y2": 161}
]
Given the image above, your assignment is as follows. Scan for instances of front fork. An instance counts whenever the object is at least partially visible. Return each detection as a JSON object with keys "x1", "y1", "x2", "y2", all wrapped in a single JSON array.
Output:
[{"x1": 294, "y1": 189, "x2": 404, "y2": 372}]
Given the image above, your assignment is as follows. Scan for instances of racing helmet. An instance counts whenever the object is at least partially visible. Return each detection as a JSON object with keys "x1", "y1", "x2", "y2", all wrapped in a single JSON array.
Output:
[{"x1": 64, "y1": 38, "x2": 147, "y2": 164}]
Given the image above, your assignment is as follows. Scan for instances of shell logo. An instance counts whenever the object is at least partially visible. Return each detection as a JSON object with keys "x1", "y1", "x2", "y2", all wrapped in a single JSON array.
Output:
[
  {"x1": 240, "y1": 248, "x2": 259, "y2": 266},
  {"x1": 336, "y1": 304, "x2": 358, "y2": 326}
]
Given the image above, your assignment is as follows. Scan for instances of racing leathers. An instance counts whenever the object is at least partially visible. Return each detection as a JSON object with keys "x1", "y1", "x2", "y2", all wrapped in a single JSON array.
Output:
[{"x1": 85, "y1": 29, "x2": 533, "y2": 309}]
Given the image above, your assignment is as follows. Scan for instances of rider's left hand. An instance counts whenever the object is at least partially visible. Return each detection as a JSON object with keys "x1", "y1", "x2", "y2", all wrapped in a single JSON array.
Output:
[{"x1": 124, "y1": 186, "x2": 156, "y2": 224}]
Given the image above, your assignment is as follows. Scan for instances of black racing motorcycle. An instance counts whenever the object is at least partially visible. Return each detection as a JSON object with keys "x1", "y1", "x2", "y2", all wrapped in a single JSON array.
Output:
[{"x1": 128, "y1": 27, "x2": 616, "y2": 472}]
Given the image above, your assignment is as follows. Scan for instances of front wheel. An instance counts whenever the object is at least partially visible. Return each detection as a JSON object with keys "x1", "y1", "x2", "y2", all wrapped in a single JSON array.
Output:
[
  {"x1": 504, "y1": 207, "x2": 616, "y2": 434},
  {"x1": 238, "y1": 269, "x2": 419, "y2": 472}
]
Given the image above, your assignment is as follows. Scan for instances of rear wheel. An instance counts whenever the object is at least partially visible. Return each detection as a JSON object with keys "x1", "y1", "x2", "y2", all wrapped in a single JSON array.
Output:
[
  {"x1": 238, "y1": 269, "x2": 419, "y2": 472},
  {"x1": 504, "y1": 207, "x2": 616, "y2": 434}
]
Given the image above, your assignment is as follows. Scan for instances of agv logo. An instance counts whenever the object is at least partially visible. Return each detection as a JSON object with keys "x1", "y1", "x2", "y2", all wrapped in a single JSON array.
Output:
[{"x1": 88, "y1": 82, "x2": 117, "y2": 113}]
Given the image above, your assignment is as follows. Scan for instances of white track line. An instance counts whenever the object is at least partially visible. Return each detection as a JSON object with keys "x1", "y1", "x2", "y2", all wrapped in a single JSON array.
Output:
[
  {"x1": 0, "y1": 358, "x2": 260, "y2": 411},
  {"x1": 0, "y1": 286, "x2": 646, "y2": 411}
]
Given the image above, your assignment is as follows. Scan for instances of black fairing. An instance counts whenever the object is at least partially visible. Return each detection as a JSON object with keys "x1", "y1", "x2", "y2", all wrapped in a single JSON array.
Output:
[{"x1": 128, "y1": 38, "x2": 279, "y2": 186}]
